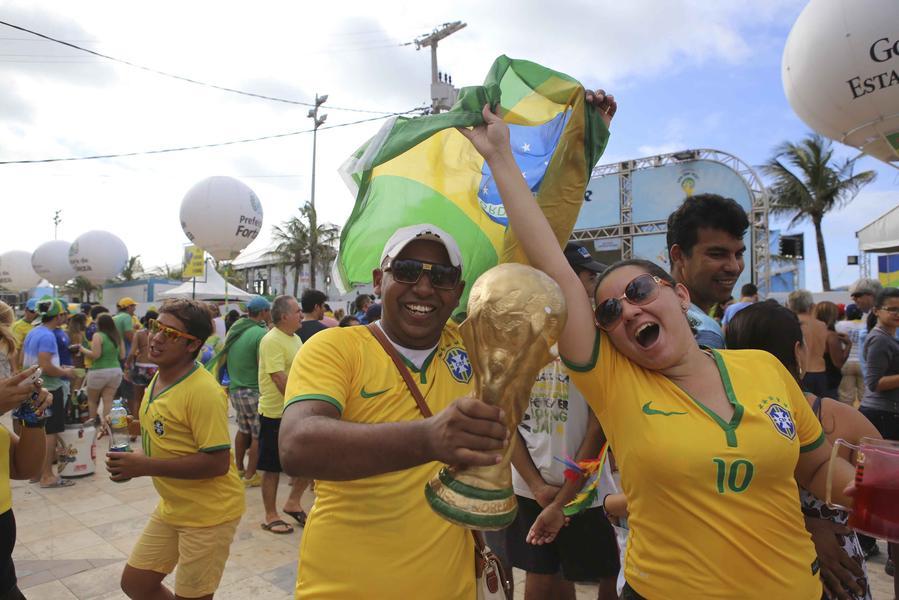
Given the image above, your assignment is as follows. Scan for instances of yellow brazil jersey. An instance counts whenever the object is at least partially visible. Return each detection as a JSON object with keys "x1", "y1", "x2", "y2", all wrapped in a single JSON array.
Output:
[
  {"x1": 284, "y1": 324, "x2": 476, "y2": 600},
  {"x1": 257, "y1": 327, "x2": 302, "y2": 419},
  {"x1": 140, "y1": 364, "x2": 245, "y2": 528},
  {"x1": 564, "y1": 334, "x2": 824, "y2": 600},
  {"x1": 0, "y1": 426, "x2": 10, "y2": 513},
  {"x1": 11, "y1": 319, "x2": 33, "y2": 350}
]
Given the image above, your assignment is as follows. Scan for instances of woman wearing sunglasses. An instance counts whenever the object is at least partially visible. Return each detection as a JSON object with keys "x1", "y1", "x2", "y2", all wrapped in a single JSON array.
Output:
[{"x1": 458, "y1": 101, "x2": 856, "y2": 599}]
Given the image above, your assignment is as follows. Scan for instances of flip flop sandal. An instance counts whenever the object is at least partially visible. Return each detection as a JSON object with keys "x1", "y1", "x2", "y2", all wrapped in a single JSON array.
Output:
[
  {"x1": 261, "y1": 519, "x2": 294, "y2": 535},
  {"x1": 40, "y1": 478, "x2": 75, "y2": 488},
  {"x1": 283, "y1": 510, "x2": 307, "y2": 527}
]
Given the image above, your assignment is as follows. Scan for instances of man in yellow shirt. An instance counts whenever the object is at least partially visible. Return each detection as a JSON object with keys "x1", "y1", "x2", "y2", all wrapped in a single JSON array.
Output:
[
  {"x1": 280, "y1": 224, "x2": 508, "y2": 599},
  {"x1": 105, "y1": 298, "x2": 245, "y2": 600},
  {"x1": 256, "y1": 294, "x2": 306, "y2": 534},
  {"x1": 11, "y1": 299, "x2": 38, "y2": 367}
]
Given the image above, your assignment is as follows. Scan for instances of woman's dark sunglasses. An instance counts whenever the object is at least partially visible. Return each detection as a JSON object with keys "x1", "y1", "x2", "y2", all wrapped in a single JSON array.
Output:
[
  {"x1": 385, "y1": 259, "x2": 461, "y2": 290},
  {"x1": 595, "y1": 273, "x2": 672, "y2": 330}
]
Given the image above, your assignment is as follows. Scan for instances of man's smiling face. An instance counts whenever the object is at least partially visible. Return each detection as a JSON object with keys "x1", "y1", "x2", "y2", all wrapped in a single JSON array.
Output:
[
  {"x1": 672, "y1": 227, "x2": 745, "y2": 310},
  {"x1": 374, "y1": 239, "x2": 464, "y2": 350}
]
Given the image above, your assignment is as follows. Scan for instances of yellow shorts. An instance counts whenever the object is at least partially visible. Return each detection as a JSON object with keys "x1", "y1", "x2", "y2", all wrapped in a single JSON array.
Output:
[{"x1": 127, "y1": 512, "x2": 240, "y2": 598}]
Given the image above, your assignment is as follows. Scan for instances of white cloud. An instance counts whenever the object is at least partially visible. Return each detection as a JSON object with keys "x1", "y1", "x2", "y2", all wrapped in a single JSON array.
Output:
[{"x1": 0, "y1": 0, "x2": 808, "y2": 276}]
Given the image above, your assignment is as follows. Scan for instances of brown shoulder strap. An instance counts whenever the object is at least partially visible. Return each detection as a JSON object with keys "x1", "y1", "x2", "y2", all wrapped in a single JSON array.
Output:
[
  {"x1": 366, "y1": 323, "x2": 432, "y2": 418},
  {"x1": 366, "y1": 324, "x2": 484, "y2": 550}
]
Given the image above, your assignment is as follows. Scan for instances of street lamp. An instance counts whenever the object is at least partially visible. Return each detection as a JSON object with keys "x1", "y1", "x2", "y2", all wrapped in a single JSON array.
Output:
[{"x1": 307, "y1": 93, "x2": 327, "y2": 289}]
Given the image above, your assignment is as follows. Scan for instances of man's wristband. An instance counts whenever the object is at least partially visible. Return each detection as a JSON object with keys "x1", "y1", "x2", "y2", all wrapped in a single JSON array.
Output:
[
  {"x1": 17, "y1": 418, "x2": 45, "y2": 429},
  {"x1": 601, "y1": 493, "x2": 612, "y2": 515}
]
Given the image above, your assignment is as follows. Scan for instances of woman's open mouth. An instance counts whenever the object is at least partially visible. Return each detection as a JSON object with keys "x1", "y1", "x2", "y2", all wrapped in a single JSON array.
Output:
[{"x1": 635, "y1": 322, "x2": 660, "y2": 348}]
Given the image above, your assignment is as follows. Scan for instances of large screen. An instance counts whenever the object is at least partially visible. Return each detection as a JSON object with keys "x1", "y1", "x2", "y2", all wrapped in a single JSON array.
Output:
[{"x1": 573, "y1": 158, "x2": 756, "y2": 292}]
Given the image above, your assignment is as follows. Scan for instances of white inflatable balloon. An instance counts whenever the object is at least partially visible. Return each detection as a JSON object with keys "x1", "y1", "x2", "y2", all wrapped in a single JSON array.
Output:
[
  {"x1": 180, "y1": 176, "x2": 263, "y2": 261},
  {"x1": 32, "y1": 240, "x2": 77, "y2": 286},
  {"x1": 783, "y1": 0, "x2": 899, "y2": 164},
  {"x1": 0, "y1": 250, "x2": 41, "y2": 292},
  {"x1": 68, "y1": 231, "x2": 129, "y2": 285}
]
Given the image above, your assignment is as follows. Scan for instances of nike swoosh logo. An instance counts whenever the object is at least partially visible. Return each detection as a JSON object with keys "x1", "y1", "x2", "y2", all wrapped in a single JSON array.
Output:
[
  {"x1": 360, "y1": 387, "x2": 390, "y2": 399},
  {"x1": 642, "y1": 401, "x2": 687, "y2": 416}
]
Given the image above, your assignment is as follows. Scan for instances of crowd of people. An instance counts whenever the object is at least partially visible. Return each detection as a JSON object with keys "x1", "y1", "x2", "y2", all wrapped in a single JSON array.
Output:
[{"x1": 0, "y1": 90, "x2": 896, "y2": 600}]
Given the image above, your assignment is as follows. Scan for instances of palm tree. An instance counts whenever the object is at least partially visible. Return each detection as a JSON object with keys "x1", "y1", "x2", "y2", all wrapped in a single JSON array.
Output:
[
  {"x1": 272, "y1": 215, "x2": 309, "y2": 297},
  {"x1": 65, "y1": 276, "x2": 97, "y2": 302},
  {"x1": 272, "y1": 203, "x2": 341, "y2": 295},
  {"x1": 302, "y1": 202, "x2": 342, "y2": 290},
  {"x1": 152, "y1": 263, "x2": 184, "y2": 281},
  {"x1": 762, "y1": 134, "x2": 876, "y2": 291},
  {"x1": 313, "y1": 221, "x2": 340, "y2": 289},
  {"x1": 119, "y1": 255, "x2": 143, "y2": 281},
  {"x1": 209, "y1": 259, "x2": 247, "y2": 289}
]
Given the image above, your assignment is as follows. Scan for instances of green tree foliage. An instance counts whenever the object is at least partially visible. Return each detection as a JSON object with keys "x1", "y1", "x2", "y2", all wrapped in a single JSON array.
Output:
[{"x1": 762, "y1": 134, "x2": 876, "y2": 291}]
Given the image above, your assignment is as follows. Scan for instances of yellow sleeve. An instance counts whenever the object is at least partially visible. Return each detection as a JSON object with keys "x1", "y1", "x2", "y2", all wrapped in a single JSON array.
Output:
[
  {"x1": 284, "y1": 329, "x2": 355, "y2": 416},
  {"x1": 187, "y1": 376, "x2": 232, "y2": 452},
  {"x1": 563, "y1": 332, "x2": 610, "y2": 417},
  {"x1": 772, "y1": 355, "x2": 824, "y2": 452},
  {"x1": 259, "y1": 334, "x2": 288, "y2": 376}
]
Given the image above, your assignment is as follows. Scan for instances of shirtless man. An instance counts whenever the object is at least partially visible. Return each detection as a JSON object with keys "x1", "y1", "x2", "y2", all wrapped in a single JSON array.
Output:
[{"x1": 787, "y1": 290, "x2": 832, "y2": 398}]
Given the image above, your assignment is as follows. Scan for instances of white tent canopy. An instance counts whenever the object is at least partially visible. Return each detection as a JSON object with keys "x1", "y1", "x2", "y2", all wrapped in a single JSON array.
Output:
[
  {"x1": 858, "y1": 204, "x2": 899, "y2": 253},
  {"x1": 158, "y1": 260, "x2": 254, "y2": 301}
]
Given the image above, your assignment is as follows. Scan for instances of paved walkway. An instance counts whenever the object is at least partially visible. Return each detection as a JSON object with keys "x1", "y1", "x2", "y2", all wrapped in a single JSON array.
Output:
[{"x1": 5, "y1": 413, "x2": 896, "y2": 599}]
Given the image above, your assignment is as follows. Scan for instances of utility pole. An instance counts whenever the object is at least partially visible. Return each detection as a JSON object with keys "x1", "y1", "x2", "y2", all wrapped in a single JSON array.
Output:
[
  {"x1": 307, "y1": 93, "x2": 327, "y2": 290},
  {"x1": 414, "y1": 21, "x2": 466, "y2": 114},
  {"x1": 53, "y1": 209, "x2": 61, "y2": 240}
]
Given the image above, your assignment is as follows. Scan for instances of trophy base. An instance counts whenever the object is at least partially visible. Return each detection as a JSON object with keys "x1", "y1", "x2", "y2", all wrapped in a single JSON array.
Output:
[{"x1": 424, "y1": 466, "x2": 517, "y2": 530}]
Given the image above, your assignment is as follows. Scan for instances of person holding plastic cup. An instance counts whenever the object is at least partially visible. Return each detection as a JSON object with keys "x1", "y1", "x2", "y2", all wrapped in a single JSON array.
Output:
[
  {"x1": 860, "y1": 287, "x2": 899, "y2": 589},
  {"x1": 727, "y1": 301, "x2": 881, "y2": 600}
]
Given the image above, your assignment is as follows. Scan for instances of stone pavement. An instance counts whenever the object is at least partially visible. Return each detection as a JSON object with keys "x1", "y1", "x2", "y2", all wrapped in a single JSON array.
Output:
[{"x1": 5, "y1": 412, "x2": 896, "y2": 599}]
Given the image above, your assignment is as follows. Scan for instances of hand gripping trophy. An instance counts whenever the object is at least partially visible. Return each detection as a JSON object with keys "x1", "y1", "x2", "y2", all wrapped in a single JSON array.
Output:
[{"x1": 425, "y1": 263, "x2": 566, "y2": 529}]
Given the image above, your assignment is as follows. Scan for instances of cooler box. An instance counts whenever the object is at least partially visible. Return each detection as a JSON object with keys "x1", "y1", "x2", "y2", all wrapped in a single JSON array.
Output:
[{"x1": 58, "y1": 424, "x2": 97, "y2": 478}]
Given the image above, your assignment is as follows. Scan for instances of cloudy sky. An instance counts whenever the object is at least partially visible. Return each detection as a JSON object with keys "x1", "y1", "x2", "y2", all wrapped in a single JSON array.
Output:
[{"x1": 1, "y1": 0, "x2": 896, "y2": 291}]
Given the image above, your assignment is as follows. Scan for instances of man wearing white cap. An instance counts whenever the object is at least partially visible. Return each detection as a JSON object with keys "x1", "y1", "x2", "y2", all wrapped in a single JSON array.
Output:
[{"x1": 280, "y1": 224, "x2": 507, "y2": 598}]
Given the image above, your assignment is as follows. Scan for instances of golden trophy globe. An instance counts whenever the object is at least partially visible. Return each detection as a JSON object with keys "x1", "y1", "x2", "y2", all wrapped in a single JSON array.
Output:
[{"x1": 425, "y1": 263, "x2": 566, "y2": 529}]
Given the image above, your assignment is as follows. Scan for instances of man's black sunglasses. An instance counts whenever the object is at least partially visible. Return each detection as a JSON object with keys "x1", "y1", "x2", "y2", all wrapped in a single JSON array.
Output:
[{"x1": 385, "y1": 259, "x2": 461, "y2": 290}]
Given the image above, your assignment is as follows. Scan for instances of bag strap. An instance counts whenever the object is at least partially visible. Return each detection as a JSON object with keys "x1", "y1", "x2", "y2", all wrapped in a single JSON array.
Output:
[
  {"x1": 366, "y1": 324, "x2": 432, "y2": 418},
  {"x1": 365, "y1": 323, "x2": 485, "y2": 550}
]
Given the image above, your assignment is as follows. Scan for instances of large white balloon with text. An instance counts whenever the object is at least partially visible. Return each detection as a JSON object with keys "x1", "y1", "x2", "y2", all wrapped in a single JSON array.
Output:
[
  {"x1": 32, "y1": 240, "x2": 77, "y2": 286},
  {"x1": 783, "y1": 0, "x2": 899, "y2": 165},
  {"x1": 68, "y1": 231, "x2": 129, "y2": 285},
  {"x1": 179, "y1": 176, "x2": 263, "y2": 261},
  {"x1": 0, "y1": 250, "x2": 41, "y2": 292}
]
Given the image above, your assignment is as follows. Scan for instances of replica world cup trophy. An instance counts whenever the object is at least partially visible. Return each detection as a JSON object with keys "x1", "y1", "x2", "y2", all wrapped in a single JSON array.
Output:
[{"x1": 425, "y1": 263, "x2": 566, "y2": 530}]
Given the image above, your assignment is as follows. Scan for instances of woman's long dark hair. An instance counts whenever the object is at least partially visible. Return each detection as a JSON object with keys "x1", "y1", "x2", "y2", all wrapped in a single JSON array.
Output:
[
  {"x1": 725, "y1": 300, "x2": 804, "y2": 382},
  {"x1": 97, "y1": 313, "x2": 122, "y2": 348}
]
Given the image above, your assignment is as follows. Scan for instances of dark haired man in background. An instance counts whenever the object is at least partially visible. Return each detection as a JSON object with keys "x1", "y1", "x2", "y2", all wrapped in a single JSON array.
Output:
[
  {"x1": 297, "y1": 289, "x2": 329, "y2": 343},
  {"x1": 667, "y1": 193, "x2": 749, "y2": 348}
]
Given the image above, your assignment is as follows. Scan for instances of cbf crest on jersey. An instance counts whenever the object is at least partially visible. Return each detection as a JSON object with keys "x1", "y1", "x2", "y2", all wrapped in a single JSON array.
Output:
[
  {"x1": 765, "y1": 404, "x2": 796, "y2": 440},
  {"x1": 445, "y1": 347, "x2": 473, "y2": 384}
]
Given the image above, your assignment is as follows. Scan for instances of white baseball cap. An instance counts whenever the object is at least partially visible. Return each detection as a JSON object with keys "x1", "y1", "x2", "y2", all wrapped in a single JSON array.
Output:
[{"x1": 379, "y1": 224, "x2": 463, "y2": 269}]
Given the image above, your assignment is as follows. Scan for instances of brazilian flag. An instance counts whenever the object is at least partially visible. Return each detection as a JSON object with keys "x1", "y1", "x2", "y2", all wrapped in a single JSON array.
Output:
[{"x1": 335, "y1": 55, "x2": 610, "y2": 312}]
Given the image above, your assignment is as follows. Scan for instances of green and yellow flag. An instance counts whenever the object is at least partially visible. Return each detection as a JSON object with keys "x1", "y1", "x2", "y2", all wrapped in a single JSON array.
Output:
[{"x1": 335, "y1": 55, "x2": 610, "y2": 311}]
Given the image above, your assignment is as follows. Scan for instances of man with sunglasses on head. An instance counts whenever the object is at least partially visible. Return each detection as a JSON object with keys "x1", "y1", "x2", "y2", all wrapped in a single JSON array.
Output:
[
  {"x1": 107, "y1": 299, "x2": 245, "y2": 600},
  {"x1": 279, "y1": 224, "x2": 508, "y2": 599},
  {"x1": 667, "y1": 194, "x2": 750, "y2": 349}
]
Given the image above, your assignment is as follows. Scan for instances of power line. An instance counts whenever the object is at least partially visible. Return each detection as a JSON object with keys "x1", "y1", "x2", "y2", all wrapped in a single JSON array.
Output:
[
  {"x1": 0, "y1": 108, "x2": 424, "y2": 165},
  {"x1": 0, "y1": 20, "x2": 404, "y2": 115}
]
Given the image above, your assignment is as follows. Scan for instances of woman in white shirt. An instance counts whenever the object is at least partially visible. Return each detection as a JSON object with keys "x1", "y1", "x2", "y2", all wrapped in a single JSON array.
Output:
[{"x1": 835, "y1": 305, "x2": 867, "y2": 406}]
